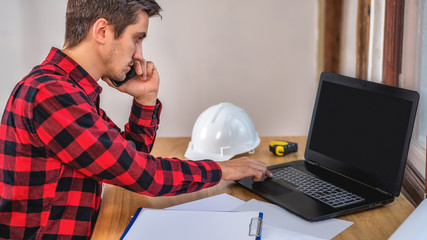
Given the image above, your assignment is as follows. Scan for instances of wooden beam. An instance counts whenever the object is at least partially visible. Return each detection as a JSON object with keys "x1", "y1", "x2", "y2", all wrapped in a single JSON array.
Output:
[
  {"x1": 356, "y1": 0, "x2": 371, "y2": 80},
  {"x1": 382, "y1": 0, "x2": 405, "y2": 86},
  {"x1": 323, "y1": 0, "x2": 343, "y2": 74},
  {"x1": 402, "y1": 163, "x2": 425, "y2": 206}
]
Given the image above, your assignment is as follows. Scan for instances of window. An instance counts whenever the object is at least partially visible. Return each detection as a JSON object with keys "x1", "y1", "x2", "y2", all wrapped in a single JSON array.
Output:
[
  {"x1": 402, "y1": 0, "x2": 426, "y2": 183},
  {"x1": 419, "y1": 5, "x2": 427, "y2": 149}
]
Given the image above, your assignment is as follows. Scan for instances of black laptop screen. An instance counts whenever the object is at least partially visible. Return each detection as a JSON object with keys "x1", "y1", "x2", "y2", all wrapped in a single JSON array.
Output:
[{"x1": 306, "y1": 73, "x2": 419, "y2": 196}]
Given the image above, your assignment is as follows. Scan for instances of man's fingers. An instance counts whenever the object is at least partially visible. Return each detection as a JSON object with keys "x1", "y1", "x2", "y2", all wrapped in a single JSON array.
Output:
[
  {"x1": 266, "y1": 169, "x2": 273, "y2": 178},
  {"x1": 145, "y1": 61, "x2": 155, "y2": 79},
  {"x1": 141, "y1": 59, "x2": 147, "y2": 80},
  {"x1": 133, "y1": 59, "x2": 148, "y2": 79},
  {"x1": 251, "y1": 170, "x2": 264, "y2": 182},
  {"x1": 133, "y1": 60, "x2": 143, "y2": 76},
  {"x1": 217, "y1": 157, "x2": 271, "y2": 181}
]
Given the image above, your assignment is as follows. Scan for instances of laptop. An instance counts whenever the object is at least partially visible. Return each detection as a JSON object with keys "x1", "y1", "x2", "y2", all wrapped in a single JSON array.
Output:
[{"x1": 236, "y1": 72, "x2": 419, "y2": 221}]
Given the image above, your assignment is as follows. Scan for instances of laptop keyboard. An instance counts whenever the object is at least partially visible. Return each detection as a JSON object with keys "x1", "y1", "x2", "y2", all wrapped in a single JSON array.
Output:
[{"x1": 271, "y1": 167, "x2": 365, "y2": 208}]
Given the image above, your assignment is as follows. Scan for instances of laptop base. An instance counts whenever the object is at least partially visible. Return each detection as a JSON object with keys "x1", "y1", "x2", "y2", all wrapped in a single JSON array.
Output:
[{"x1": 236, "y1": 160, "x2": 395, "y2": 221}]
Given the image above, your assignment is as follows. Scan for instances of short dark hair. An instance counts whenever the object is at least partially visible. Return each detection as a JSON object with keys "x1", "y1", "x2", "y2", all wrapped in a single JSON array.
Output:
[{"x1": 64, "y1": 0, "x2": 162, "y2": 48}]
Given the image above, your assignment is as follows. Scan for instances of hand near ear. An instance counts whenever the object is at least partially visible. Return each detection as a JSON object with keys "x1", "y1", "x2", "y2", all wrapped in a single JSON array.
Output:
[{"x1": 102, "y1": 59, "x2": 159, "y2": 106}]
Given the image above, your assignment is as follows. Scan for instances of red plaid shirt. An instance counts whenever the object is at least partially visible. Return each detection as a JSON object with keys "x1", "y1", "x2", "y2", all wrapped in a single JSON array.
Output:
[{"x1": 0, "y1": 47, "x2": 222, "y2": 239}]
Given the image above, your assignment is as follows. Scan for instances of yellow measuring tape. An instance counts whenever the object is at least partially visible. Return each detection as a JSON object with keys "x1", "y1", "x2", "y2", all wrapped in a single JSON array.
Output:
[{"x1": 269, "y1": 140, "x2": 298, "y2": 156}]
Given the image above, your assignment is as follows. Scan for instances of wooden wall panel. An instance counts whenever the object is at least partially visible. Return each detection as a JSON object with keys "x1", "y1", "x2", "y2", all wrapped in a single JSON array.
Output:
[
  {"x1": 323, "y1": 0, "x2": 343, "y2": 74},
  {"x1": 356, "y1": 0, "x2": 371, "y2": 80},
  {"x1": 383, "y1": 0, "x2": 405, "y2": 86}
]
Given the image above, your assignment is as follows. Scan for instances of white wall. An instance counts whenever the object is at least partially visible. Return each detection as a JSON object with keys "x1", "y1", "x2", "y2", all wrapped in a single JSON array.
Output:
[
  {"x1": 0, "y1": 1, "x2": 67, "y2": 108},
  {"x1": 0, "y1": 0, "x2": 318, "y2": 137}
]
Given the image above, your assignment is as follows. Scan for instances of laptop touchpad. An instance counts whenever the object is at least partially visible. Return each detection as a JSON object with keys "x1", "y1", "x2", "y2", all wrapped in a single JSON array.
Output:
[{"x1": 253, "y1": 180, "x2": 293, "y2": 196}]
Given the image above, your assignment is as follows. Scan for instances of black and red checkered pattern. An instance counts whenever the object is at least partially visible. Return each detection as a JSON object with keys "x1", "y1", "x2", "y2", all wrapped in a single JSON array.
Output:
[{"x1": 0, "y1": 48, "x2": 222, "y2": 239}]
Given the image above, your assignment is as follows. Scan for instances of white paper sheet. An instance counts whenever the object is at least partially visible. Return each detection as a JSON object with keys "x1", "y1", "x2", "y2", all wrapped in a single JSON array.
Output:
[
  {"x1": 262, "y1": 224, "x2": 324, "y2": 240},
  {"x1": 166, "y1": 194, "x2": 352, "y2": 239},
  {"x1": 389, "y1": 198, "x2": 427, "y2": 240},
  {"x1": 166, "y1": 193, "x2": 245, "y2": 211},
  {"x1": 232, "y1": 199, "x2": 353, "y2": 240}
]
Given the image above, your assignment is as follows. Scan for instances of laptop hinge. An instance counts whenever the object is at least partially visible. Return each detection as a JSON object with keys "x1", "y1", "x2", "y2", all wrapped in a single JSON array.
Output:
[
  {"x1": 374, "y1": 187, "x2": 393, "y2": 196},
  {"x1": 306, "y1": 159, "x2": 320, "y2": 166}
]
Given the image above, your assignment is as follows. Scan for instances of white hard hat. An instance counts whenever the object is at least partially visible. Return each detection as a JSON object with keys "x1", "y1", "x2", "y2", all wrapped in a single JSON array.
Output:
[{"x1": 185, "y1": 102, "x2": 260, "y2": 161}]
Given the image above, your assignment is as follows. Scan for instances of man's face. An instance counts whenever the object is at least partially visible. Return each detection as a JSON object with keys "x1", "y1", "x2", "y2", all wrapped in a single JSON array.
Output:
[{"x1": 104, "y1": 10, "x2": 149, "y2": 81}]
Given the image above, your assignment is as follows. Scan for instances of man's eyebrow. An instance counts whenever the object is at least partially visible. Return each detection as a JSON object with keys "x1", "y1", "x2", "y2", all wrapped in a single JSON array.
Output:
[{"x1": 135, "y1": 32, "x2": 147, "y2": 38}]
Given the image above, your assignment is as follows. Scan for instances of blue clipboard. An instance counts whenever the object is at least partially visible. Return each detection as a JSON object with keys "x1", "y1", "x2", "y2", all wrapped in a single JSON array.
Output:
[
  {"x1": 120, "y1": 208, "x2": 263, "y2": 240},
  {"x1": 119, "y1": 208, "x2": 143, "y2": 240}
]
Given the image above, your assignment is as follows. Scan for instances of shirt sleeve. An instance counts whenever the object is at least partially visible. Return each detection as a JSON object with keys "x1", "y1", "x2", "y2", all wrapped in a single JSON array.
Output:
[
  {"x1": 98, "y1": 99, "x2": 160, "y2": 153},
  {"x1": 30, "y1": 81, "x2": 222, "y2": 196}
]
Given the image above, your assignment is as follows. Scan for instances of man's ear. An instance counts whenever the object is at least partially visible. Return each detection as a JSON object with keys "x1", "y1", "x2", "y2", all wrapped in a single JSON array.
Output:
[{"x1": 92, "y1": 18, "x2": 112, "y2": 44}]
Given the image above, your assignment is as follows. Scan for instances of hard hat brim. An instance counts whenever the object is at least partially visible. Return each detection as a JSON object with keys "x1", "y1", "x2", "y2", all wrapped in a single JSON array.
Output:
[{"x1": 184, "y1": 147, "x2": 233, "y2": 162}]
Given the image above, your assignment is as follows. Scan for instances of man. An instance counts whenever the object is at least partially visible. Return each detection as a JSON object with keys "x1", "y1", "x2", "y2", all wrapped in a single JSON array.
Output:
[{"x1": 0, "y1": 0, "x2": 271, "y2": 239}]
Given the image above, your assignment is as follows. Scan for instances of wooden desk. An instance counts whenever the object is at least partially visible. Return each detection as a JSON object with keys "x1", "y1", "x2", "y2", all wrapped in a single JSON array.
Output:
[{"x1": 91, "y1": 137, "x2": 414, "y2": 240}]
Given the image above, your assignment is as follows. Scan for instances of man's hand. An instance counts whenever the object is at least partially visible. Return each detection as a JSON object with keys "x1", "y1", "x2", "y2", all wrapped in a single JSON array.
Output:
[
  {"x1": 216, "y1": 157, "x2": 273, "y2": 182},
  {"x1": 102, "y1": 59, "x2": 159, "y2": 106}
]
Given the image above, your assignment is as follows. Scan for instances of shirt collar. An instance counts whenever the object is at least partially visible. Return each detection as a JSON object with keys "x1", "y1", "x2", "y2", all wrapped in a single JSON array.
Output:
[{"x1": 45, "y1": 47, "x2": 102, "y2": 103}]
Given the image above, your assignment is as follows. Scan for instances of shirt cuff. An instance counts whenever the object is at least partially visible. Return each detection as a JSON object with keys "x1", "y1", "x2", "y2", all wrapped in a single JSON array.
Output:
[
  {"x1": 191, "y1": 159, "x2": 223, "y2": 186},
  {"x1": 130, "y1": 99, "x2": 162, "y2": 127},
  {"x1": 210, "y1": 160, "x2": 223, "y2": 182}
]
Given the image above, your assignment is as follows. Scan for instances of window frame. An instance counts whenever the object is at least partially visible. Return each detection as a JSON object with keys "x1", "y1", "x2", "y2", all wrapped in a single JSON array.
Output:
[{"x1": 400, "y1": 0, "x2": 426, "y2": 204}]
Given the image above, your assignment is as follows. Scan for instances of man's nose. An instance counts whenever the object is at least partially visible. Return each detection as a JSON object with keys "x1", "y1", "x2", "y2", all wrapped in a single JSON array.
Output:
[{"x1": 133, "y1": 44, "x2": 144, "y2": 62}]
